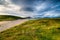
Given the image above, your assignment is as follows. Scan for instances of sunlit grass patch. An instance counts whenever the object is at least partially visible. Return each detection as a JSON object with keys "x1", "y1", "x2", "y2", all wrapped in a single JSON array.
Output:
[{"x1": 0, "y1": 18, "x2": 60, "y2": 40}]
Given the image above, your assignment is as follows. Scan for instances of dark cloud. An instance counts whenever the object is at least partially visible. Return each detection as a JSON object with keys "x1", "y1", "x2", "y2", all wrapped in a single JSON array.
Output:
[
  {"x1": 0, "y1": 0, "x2": 9, "y2": 6},
  {"x1": 22, "y1": 7, "x2": 34, "y2": 12},
  {"x1": 10, "y1": 0, "x2": 60, "y2": 18},
  {"x1": 11, "y1": 0, "x2": 46, "y2": 12},
  {"x1": 0, "y1": 0, "x2": 60, "y2": 18},
  {"x1": 0, "y1": 0, "x2": 5, "y2": 5}
]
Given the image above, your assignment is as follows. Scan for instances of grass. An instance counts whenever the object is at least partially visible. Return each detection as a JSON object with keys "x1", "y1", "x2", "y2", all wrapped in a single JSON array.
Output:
[
  {"x1": 0, "y1": 15, "x2": 23, "y2": 21},
  {"x1": 0, "y1": 18, "x2": 60, "y2": 40}
]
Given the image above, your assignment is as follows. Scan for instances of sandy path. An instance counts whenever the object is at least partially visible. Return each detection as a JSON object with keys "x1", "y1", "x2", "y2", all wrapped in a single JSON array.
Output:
[
  {"x1": 0, "y1": 21, "x2": 11, "y2": 25},
  {"x1": 0, "y1": 19, "x2": 28, "y2": 32}
]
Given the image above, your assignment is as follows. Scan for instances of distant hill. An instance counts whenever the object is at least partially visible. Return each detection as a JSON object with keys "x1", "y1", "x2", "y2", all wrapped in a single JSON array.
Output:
[
  {"x1": 0, "y1": 18, "x2": 60, "y2": 40},
  {"x1": 0, "y1": 15, "x2": 24, "y2": 21}
]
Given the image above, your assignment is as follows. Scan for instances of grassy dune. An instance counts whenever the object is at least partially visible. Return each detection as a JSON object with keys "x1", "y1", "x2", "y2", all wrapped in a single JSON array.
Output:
[
  {"x1": 0, "y1": 18, "x2": 60, "y2": 40},
  {"x1": 0, "y1": 15, "x2": 23, "y2": 21}
]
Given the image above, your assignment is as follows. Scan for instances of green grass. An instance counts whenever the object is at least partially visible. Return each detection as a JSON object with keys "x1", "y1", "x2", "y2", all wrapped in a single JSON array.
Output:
[
  {"x1": 0, "y1": 15, "x2": 23, "y2": 21},
  {"x1": 0, "y1": 18, "x2": 60, "y2": 40}
]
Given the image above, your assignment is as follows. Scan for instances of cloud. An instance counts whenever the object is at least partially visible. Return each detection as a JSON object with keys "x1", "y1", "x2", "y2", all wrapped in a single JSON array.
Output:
[
  {"x1": 0, "y1": 0, "x2": 60, "y2": 18},
  {"x1": 0, "y1": 0, "x2": 30, "y2": 17}
]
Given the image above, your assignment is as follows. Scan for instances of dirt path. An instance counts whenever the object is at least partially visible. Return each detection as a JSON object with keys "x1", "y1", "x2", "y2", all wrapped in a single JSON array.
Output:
[{"x1": 0, "y1": 19, "x2": 28, "y2": 32}]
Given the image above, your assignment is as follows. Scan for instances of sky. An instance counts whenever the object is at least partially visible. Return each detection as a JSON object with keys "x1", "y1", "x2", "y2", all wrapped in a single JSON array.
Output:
[{"x1": 0, "y1": 0, "x2": 60, "y2": 18}]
